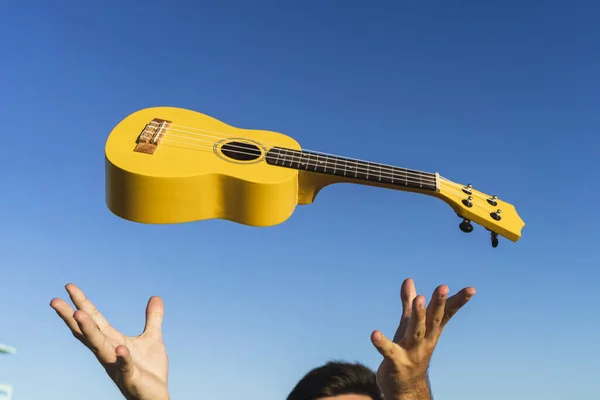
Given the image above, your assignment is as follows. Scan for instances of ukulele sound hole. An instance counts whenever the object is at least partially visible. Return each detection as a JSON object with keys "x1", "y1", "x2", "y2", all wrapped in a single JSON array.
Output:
[{"x1": 220, "y1": 141, "x2": 262, "y2": 161}]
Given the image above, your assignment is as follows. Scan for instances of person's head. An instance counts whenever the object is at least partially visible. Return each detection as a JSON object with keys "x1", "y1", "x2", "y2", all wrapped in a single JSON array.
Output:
[{"x1": 287, "y1": 361, "x2": 383, "y2": 400}]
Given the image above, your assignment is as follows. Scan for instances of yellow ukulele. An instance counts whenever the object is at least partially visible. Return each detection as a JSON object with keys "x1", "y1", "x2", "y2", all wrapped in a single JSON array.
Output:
[{"x1": 105, "y1": 107, "x2": 525, "y2": 248}]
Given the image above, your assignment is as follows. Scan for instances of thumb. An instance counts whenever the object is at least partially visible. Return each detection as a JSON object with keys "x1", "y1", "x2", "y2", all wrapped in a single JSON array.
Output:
[
  {"x1": 371, "y1": 330, "x2": 397, "y2": 359},
  {"x1": 115, "y1": 345, "x2": 135, "y2": 382}
]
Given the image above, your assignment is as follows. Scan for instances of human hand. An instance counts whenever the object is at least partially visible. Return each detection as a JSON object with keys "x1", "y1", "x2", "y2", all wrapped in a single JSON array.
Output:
[
  {"x1": 50, "y1": 284, "x2": 169, "y2": 400},
  {"x1": 370, "y1": 278, "x2": 475, "y2": 400}
]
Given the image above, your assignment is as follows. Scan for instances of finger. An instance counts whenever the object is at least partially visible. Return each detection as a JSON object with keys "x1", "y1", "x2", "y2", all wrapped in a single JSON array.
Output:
[
  {"x1": 371, "y1": 330, "x2": 397, "y2": 359},
  {"x1": 50, "y1": 298, "x2": 83, "y2": 339},
  {"x1": 441, "y1": 287, "x2": 476, "y2": 327},
  {"x1": 66, "y1": 284, "x2": 111, "y2": 332},
  {"x1": 393, "y1": 278, "x2": 417, "y2": 342},
  {"x1": 425, "y1": 285, "x2": 449, "y2": 339},
  {"x1": 143, "y1": 296, "x2": 164, "y2": 339},
  {"x1": 405, "y1": 295, "x2": 426, "y2": 347},
  {"x1": 73, "y1": 310, "x2": 112, "y2": 360},
  {"x1": 115, "y1": 345, "x2": 135, "y2": 382}
]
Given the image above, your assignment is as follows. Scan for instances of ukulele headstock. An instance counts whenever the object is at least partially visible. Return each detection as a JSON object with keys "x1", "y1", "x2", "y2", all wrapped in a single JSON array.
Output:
[{"x1": 437, "y1": 178, "x2": 525, "y2": 247}]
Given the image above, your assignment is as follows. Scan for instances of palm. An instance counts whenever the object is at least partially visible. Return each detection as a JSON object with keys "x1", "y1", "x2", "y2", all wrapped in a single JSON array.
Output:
[
  {"x1": 122, "y1": 335, "x2": 168, "y2": 381},
  {"x1": 51, "y1": 284, "x2": 169, "y2": 400},
  {"x1": 376, "y1": 340, "x2": 432, "y2": 384},
  {"x1": 104, "y1": 331, "x2": 169, "y2": 399}
]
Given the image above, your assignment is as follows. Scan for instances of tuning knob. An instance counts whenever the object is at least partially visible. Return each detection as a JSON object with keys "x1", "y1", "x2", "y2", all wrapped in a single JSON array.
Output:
[
  {"x1": 487, "y1": 195, "x2": 498, "y2": 206},
  {"x1": 490, "y1": 231, "x2": 499, "y2": 248},
  {"x1": 459, "y1": 219, "x2": 474, "y2": 233},
  {"x1": 490, "y1": 209, "x2": 502, "y2": 221},
  {"x1": 462, "y1": 196, "x2": 473, "y2": 208}
]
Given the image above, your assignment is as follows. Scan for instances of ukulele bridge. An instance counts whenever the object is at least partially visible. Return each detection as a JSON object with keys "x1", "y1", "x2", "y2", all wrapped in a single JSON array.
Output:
[{"x1": 133, "y1": 118, "x2": 172, "y2": 154}]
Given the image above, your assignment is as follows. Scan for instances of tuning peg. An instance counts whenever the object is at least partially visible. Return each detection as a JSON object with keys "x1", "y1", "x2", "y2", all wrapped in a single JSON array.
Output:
[
  {"x1": 459, "y1": 218, "x2": 474, "y2": 233},
  {"x1": 490, "y1": 209, "x2": 502, "y2": 221},
  {"x1": 490, "y1": 231, "x2": 499, "y2": 248},
  {"x1": 487, "y1": 195, "x2": 498, "y2": 206},
  {"x1": 462, "y1": 195, "x2": 473, "y2": 208}
]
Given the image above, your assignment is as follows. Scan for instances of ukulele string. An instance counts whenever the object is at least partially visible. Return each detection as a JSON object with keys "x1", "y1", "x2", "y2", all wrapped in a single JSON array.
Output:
[
  {"x1": 159, "y1": 134, "x2": 498, "y2": 216},
  {"x1": 160, "y1": 129, "x2": 436, "y2": 184},
  {"x1": 162, "y1": 123, "x2": 501, "y2": 204},
  {"x1": 437, "y1": 177, "x2": 500, "y2": 203},
  {"x1": 159, "y1": 122, "x2": 435, "y2": 177},
  {"x1": 160, "y1": 133, "x2": 436, "y2": 185}
]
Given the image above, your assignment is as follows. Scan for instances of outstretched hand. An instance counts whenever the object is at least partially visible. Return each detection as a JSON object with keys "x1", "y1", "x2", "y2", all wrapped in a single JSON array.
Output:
[
  {"x1": 50, "y1": 284, "x2": 169, "y2": 400},
  {"x1": 371, "y1": 278, "x2": 475, "y2": 400}
]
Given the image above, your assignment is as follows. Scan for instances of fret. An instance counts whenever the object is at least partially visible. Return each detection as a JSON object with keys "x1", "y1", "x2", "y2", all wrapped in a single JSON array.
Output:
[
  {"x1": 353, "y1": 160, "x2": 364, "y2": 179},
  {"x1": 405, "y1": 168, "x2": 422, "y2": 188},
  {"x1": 356, "y1": 161, "x2": 368, "y2": 180},
  {"x1": 308, "y1": 154, "x2": 317, "y2": 172},
  {"x1": 340, "y1": 158, "x2": 348, "y2": 177},
  {"x1": 269, "y1": 147, "x2": 284, "y2": 166},
  {"x1": 379, "y1": 166, "x2": 395, "y2": 185},
  {"x1": 265, "y1": 147, "x2": 437, "y2": 192},
  {"x1": 290, "y1": 149, "x2": 300, "y2": 170},
  {"x1": 323, "y1": 155, "x2": 334, "y2": 175},
  {"x1": 314, "y1": 153, "x2": 327, "y2": 174},
  {"x1": 345, "y1": 159, "x2": 355, "y2": 177},
  {"x1": 299, "y1": 151, "x2": 309, "y2": 170}
]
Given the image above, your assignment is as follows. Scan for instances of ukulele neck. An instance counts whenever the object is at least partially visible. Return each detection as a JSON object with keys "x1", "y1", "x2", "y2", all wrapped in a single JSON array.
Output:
[{"x1": 265, "y1": 147, "x2": 439, "y2": 192}]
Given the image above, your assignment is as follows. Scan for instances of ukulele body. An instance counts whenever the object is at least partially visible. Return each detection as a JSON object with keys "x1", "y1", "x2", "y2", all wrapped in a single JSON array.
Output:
[{"x1": 106, "y1": 106, "x2": 324, "y2": 226}]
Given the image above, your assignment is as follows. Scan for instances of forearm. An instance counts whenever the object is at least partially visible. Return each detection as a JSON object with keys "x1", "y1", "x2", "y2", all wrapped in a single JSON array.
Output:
[{"x1": 383, "y1": 376, "x2": 432, "y2": 400}]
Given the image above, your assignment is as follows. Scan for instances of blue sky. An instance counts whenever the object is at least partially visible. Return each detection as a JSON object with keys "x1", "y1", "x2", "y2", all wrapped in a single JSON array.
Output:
[{"x1": 1, "y1": 1, "x2": 599, "y2": 399}]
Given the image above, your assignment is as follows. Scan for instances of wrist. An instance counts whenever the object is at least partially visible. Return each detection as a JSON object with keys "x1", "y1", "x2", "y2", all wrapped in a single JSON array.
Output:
[{"x1": 384, "y1": 375, "x2": 431, "y2": 400}]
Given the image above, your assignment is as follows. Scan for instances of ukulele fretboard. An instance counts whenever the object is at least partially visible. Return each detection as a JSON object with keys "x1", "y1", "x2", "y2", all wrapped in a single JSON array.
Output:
[{"x1": 265, "y1": 147, "x2": 438, "y2": 192}]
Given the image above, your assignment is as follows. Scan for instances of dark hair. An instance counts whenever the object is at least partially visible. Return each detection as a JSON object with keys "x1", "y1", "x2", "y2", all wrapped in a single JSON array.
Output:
[{"x1": 287, "y1": 361, "x2": 383, "y2": 400}]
